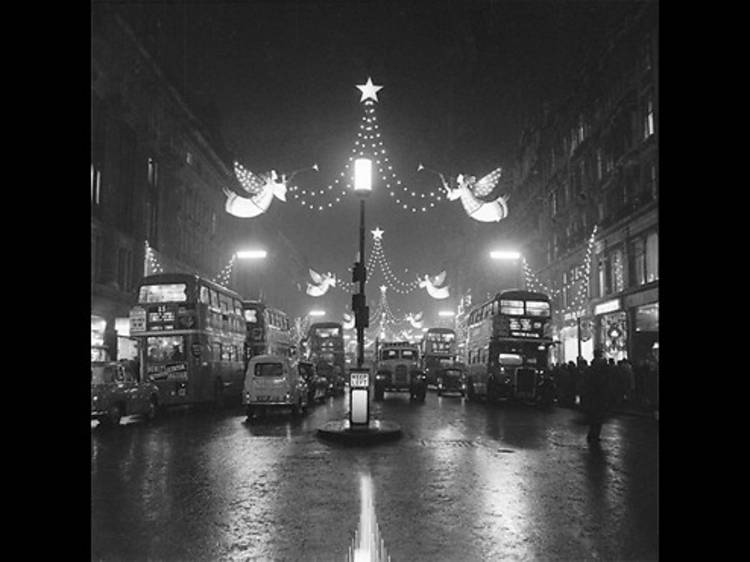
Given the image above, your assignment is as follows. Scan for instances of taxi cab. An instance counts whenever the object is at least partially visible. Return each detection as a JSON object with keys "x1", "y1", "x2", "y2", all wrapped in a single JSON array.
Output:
[
  {"x1": 91, "y1": 360, "x2": 160, "y2": 426},
  {"x1": 243, "y1": 354, "x2": 309, "y2": 419}
]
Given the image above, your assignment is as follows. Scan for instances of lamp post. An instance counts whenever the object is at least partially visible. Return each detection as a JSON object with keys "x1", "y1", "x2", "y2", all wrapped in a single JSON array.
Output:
[
  {"x1": 489, "y1": 250, "x2": 523, "y2": 290},
  {"x1": 234, "y1": 248, "x2": 267, "y2": 299},
  {"x1": 352, "y1": 158, "x2": 371, "y2": 369}
]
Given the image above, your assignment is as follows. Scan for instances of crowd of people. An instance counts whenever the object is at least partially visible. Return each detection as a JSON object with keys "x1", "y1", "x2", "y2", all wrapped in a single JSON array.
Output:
[{"x1": 549, "y1": 349, "x2": 659, "y2": 420}]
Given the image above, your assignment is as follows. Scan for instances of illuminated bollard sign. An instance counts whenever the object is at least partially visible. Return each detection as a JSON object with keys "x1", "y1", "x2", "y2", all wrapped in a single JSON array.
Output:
[{"x1": 349, "y1": 368, "x2": 370, "y2": 427}]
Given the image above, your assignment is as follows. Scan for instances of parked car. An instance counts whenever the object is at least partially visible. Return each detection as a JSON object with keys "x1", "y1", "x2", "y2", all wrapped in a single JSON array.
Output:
[
  {"x1": 243, "y1": 354, "x2": 309, "y2": 419},
  {"x1": 298, "y1": 360, "x2": 327, "y2": 404},
  {"x1": 91, "y1": 360, "x2": 160, "y2": 426},
  {"x1": 436, "y1": 366, "x2": 466, "y2": 397}
]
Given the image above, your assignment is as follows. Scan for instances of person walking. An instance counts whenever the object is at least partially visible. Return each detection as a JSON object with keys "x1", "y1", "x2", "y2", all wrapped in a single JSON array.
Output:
[{"x1": 583, "y1": 348, "x2": 611, "y2": 442}]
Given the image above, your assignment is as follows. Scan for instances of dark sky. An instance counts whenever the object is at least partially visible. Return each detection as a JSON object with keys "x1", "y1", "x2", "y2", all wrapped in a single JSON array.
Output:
[{"x1": 125, "y1": 0, "x2": 633, "y2": 323}]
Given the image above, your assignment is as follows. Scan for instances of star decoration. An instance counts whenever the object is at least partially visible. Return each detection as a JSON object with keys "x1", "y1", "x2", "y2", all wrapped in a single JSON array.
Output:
[
  {"x1": 356, "y1": 77, "x2": 383, "y2": 103},
  {"x1": 380, "y1": 285, "x2": 387, "y2": 293},
  {"x1": 371, "y1": 227, "x2": 384, "y2": 240}
]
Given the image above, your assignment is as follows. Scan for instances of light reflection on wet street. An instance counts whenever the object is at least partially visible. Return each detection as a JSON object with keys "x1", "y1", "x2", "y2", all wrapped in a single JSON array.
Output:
[{"x1": 92, "y1": 393, "x2": 658, "y2": 561}]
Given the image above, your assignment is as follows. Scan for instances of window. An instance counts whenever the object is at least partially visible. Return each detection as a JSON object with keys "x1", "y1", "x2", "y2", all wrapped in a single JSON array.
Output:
[
  {"x1": 596, "y1": 149, "x2": 603, "y2": 181},
  {"x1": 646, "y1": 232, "x2": 659, "y2": 282},
  {"x1": 643, "y1": 93, "x2": 655, "y2": 139},
  {"x1": 597, "y1": 256, "x2": 607, "y2": 297},
  {"x1": 212, "y1": 342, "x2": 222, "y2": 361},
  {"x1": 117, "y1": 247, "x2": 133, "y2": 292},
  {"x1": 629, "y1": 238, "x2": 646, "y2": 287},
  {"x1": 642, "y1": 34, "x2": 653, "y2": 72},
  {"x1": 551, "y1": 191, "x2": 558, "y2": 216},
  {"x1": 147, "y1": 157, "x2": 160, "y2": 248},
  {"x1": 611, "y1": 248, "x2": 625, "y2": 293},
  {"x1": 146, "y1": 336, "x2": 185, "y2": 363},
  {"x1": 138, "y1": 284, "x2": 187, "y2": 303},
  {"x1": 648, "y1": 162, "x2": 658, "y2": 200},
  {"x1": 200, "y1": 286, "x2": 210, "y2": 304},
  {"x1": 254, "y1": 362, "x2": 283, "y2": 377},
  {"x1": 91, "y1": 94, "x2": 106, "y2": 211}
]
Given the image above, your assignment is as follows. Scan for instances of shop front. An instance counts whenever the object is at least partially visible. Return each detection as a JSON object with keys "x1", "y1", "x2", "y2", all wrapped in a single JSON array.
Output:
[
  {"x1": 625, "y1": 287, "x2": 659, "y2": 367},
  {"x1": 593, "y1": 298, "x2": 628, "y2": 362},
  {"x1": 559, "y1": 312, "x2": 594, "y2": 364}
]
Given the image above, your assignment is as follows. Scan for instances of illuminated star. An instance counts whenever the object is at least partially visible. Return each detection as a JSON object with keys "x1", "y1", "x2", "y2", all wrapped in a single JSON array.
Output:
[
  {"x1": 371, "y1": 227, "x2": 384, "y2": 240},
  {"x1": 356, "y1": 77, "x2": 383, "y2": 103},
  {"x1": 380, "y1": 285, "x2": 387, "y2": 293}
]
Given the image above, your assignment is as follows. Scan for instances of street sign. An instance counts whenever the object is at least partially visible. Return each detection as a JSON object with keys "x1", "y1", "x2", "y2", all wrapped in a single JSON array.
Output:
[
  {"x1": 349, "y1": 368, "x2": 370, "y2": 426},
  {"x1": 350, "y1": 370, "x2": 369, "y2": 388}
]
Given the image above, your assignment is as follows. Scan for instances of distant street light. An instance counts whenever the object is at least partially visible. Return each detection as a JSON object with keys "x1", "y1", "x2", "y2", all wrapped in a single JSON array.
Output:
[
  {"x1": 489, "y1": 250, "x2": 521, "y2": 260},
  {"x1": 233, "y1": 248, "x2": 267, "y2": 299},
  {"x1": 236, "y1": 249, "x2": 268, "y2": 259},
  {"x1": 308, "y1": 310, "x2": 326, "y2": 317},
  {"x1": 438, "y1": 310, "x2": 455, "y2": 317}
]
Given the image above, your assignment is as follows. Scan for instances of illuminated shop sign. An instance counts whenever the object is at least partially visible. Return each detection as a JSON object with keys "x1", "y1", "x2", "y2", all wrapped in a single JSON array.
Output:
[{"x1": 594, "y1": 298, "x2": 621, "y2": 316}]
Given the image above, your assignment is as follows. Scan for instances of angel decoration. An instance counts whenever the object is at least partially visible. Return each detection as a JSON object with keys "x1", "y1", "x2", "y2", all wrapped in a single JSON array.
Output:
[
  {"x1": 342, "y1": 312, "x2": 355, "y2": 330},
  {"x1": 306, "y1": 268, "x2": 337, "y2": 297},
  {"x1": 437, "y1": 167, "x2": 509, "y2": 223},
  {"x1": 223, "y1": 161, "x2": 288, "y2": 218},
  {"x1": 418, "y1": 270, "x2": 450, "y2": 300},
  {"x1": 405, "y1": 312, "x2": 424, "y2": 329}
]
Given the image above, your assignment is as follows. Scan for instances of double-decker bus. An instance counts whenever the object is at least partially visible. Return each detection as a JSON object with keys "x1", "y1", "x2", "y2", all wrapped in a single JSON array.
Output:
[
  {"x1": 465, "y1": 289, "x2": 553, "y2": 403},
  {"x1": 421, "y1": 327, "x2": 457, "y2": 386},
  {"x1": 242, "y1": 300, "x2": 295, "y2": 364},
  {"x1": 306, "y1": 322, "x2": 346, "y2": 394},
  {"x1": 129, "y1": 273, "x2": 246, "y2": 407}
]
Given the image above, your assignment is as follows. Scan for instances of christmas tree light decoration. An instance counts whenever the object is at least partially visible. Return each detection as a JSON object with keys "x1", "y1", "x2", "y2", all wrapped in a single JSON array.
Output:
[
  {"x1": 418, "y1": 270, "x2": 450, "y2": 299},
  {"x1": 306, "y1": 268, "x2": 337, "y2": 297},
  {"x1": 224, "y1": 162, "x2": 290, "y2": 218}
]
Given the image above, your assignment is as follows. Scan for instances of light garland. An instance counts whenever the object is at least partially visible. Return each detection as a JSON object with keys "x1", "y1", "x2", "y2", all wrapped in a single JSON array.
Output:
[
  {"x1": 287, "y1": 79, "x2": 445, "y2": 214},
  {"x1": 144, "y1": 240, "x2": 164, "y2": 275},
  {"x1": 211, "y1": 254, "x2": 236, "y2": 288},
  {"x1": 522, "y1": 225, "x2": 599, "y2": 318}
]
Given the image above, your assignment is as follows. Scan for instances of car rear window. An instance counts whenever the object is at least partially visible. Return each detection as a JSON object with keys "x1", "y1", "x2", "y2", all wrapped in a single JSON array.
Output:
[{"x1": 255, "y1": 363, "x2": 283, "y2": 377}]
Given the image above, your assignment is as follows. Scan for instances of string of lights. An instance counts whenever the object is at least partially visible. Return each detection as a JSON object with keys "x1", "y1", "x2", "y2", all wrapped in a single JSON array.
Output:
[
  {"x1": 287, "y1": 79, "x2": 446, "y2": 214},
  {"x1": 522, "y1": 225, "x2": 599, "y2": 317},
  {"x1": 144, "y1": 240, "x2": 164, "y2": 276},
  {"x1": 211, "y1": 254, "x2": 237, "y2": 287}
]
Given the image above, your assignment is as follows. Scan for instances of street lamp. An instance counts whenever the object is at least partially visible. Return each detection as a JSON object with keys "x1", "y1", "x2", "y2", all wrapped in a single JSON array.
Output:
[
  {"x1": 352, "y1": 158, "x2": 371, "y2": 370},
  {"x1": 489, "y1": 249, "x2": 523, "y2": 290},
  {"x1": 234, "y1": 248, "x2": 267, "y2": 299},
  {"x1": 308, "y1": 310, "x2": 326, "y2": 317}
]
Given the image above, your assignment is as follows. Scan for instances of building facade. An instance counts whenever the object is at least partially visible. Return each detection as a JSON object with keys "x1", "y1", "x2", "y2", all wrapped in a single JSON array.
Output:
[
  {"x1": 91, "y1": 8, "x2": 244, "y2": 360},
  {"x1": 509, "y1": 2, "x2": 658, "y2": 368}
]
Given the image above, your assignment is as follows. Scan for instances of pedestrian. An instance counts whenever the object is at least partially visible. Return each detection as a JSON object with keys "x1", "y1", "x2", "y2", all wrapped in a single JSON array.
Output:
[
  {"x1": 583, "y1": 348, "x2": 611, "y2": 442},
  {"x1": 620, "y1": 359, "x2": 635, "y2": 403}
]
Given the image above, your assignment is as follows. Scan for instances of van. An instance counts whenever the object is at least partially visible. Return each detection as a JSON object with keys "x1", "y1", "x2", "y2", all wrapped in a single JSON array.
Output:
[{"x1": 243, "y1": 354, "x2": 309, "y2": 418}]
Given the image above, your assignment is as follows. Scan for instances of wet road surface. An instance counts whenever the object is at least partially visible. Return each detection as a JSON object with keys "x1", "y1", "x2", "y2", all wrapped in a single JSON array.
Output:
[{"x1": 92, "y1": 391, "x2": 658, "y2": 561}]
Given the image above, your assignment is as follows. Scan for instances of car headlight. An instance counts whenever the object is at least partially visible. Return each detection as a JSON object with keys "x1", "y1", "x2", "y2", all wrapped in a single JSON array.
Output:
[
  {"x1": 284, "y1": 393, "x2": 291, "y2": 401},
  {"x1": 375, "y1": 374, "x2": 386, "y2": 381}
]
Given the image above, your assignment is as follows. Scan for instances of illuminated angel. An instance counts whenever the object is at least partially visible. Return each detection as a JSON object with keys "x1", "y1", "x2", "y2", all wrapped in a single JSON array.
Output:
[
  {"x1": 439, "y1": 167, "x2": 509, "y2": 223},
  {"x1": 405, "y1": 312, "x2": 424, "y2": 329},
  {"x1": 306, "y1": 268, "x2": 337, "y2": 297},
  {"x1": 418, "y1": 270, "x2": 450, "y2": 300},
  {"x1": 223, "y1": 162, "x2": 288, "y2": 218}
]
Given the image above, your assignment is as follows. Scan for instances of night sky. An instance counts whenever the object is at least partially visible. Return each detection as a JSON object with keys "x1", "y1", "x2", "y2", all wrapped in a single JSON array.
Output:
[{"x1": 125, "y1": 0, "x2": 632, "y2": 322}]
